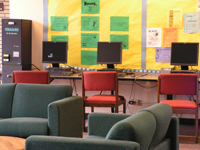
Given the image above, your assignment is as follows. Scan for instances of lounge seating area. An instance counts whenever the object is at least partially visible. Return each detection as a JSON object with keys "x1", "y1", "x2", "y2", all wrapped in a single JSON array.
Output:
[
  {"x1": 0, "y1": 83, "x2": 83, "y2": 138},
  {"x1": 25, "y1": 103, "x2": 179, "y2": 150},
  {"x1": 1, "y1": 71, "x2": 199, "y2": 150}
]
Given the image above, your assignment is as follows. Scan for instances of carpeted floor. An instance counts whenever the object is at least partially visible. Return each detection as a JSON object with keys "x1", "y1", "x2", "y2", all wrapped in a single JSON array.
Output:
[{"x1": 179, "y1": 123, "x2": 200, "y2": 149}]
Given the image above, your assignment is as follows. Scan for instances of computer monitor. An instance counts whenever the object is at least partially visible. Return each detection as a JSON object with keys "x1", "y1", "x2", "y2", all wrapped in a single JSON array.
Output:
[
  {"x1": 42, "y1": 41, "x2": 68, "y2": 68},
  {"x1": 170, "y1": 42, "x2": 199, "y2": 70},
  {"x1": 97, "y1": 42, "x2": 122, "y2": 69}
]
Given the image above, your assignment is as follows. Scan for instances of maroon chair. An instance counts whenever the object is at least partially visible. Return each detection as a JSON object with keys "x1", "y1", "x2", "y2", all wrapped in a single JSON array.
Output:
[
  {"x1": 82, "y1": 71, "x2": 126, "y2": 131},
  {"x1": 12, "y1": 71, "x2": 50, "y2": 84},
  {"x1": 157, "y1": 73, "x2": 199, "y2": 143}
]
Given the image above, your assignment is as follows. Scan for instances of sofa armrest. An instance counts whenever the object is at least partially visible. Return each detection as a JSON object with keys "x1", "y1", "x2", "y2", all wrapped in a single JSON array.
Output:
[
  {"x1": 48, "y1": 96, "x2": 83, "y2": 137},
  {"x1": 88, "y1": 113, "x2": 131, "y2": 137},
  {"x1": 25, "y1": 135, "x2": 140, "y2": 150},
  {"x1": 165, "y1": 116, "x2": 179, "y2": 150}
]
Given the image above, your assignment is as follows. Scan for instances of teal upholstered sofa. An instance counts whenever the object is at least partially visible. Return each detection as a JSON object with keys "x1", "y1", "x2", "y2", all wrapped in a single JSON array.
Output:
[
  {"x1": 25, "y1": 103, "x2": 179, "y2": 150},
  {"x1": 0, "y1": 83, "x2": 82, "y2": 138}
]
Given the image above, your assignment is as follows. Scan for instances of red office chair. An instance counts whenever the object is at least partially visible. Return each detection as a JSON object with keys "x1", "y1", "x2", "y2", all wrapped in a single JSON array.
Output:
[
  {"x1": 157, "y1": 73, "x2": 199, "y2": 143},
  {"x1": 82, "y1": 71, "x2": 126, "y2": 131},
  {"x1": 12, "y1": 71, "x2": 50, "y2": 84}
]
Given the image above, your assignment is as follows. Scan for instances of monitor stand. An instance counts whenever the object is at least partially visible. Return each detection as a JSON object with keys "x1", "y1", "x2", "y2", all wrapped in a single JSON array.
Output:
[
  {"x1": 170, "y1": 65, "x2": 197, "y2": 74},
  {"x1": 107, "y1": 64, "x2": 115, "y2": 69},
  {"x1": 52, "y1": 63, "x2": 59, "y2": 68},
  {"x1": 97, "y1": 64, "x2": 124, "y2": 73},
  {"x1": 181, "y1": 65, "x2": 188, "y2": 70}
]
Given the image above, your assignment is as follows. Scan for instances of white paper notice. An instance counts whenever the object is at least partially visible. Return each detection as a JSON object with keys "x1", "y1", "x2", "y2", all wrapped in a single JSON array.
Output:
[
  {"x1": 184, "y1": 13, "x2": 199, "y2": 33},
  {"x1": 155, "y1": 47, "x2": 171, "y2": 63},
  {"x1": 13, "y1": 51, "x2": 19, "y2": 57},
  {"x1": 168, "y1": 9, "x2": 183, "y2": 28},
  {"x1": 146, "y1": 28, "x2": 161, "y2": 47}
]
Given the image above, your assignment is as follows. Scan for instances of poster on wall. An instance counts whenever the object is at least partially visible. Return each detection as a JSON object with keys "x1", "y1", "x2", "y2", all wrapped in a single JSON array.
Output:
[
  {"x1": 81, "y1": 33, "x2": 99, "y2": 48},
  {"x1": 81, "y1": 0, "x2": 100, "y2": 14},
  {"x1": 155, "y1": 48, "x2": 171, "y2": 63},
  {"x1": 146, "y1": 28, "x2": 161, "y2": 47},
  {"x1": 51, "y1": 16, "x2": 68, "y2": 31},
  {"x1": 184, "y1": 13, "x2": 199, "y2": 33},
  {"x1": 81, "y1": 16, "x2": 99, "y2": 31},
  {"x1": 110, "y1": 16, "x2": 129, "y2": 31},
  {"x1": 81, "y1": 50, "x2": 98, "y2": 65},
  {"x1": 167, "y1": 9, "x2": 182, "y2": 28},
  {"x1": 163, "y1": 28, "x2": 178, "y2": 47},
  {"x1": 51, "y1": 35, "x2": 68, "y2": 42},
  {"x1": 110, "y1": 34, "x2": 129, "y2": 49},
  {"x1": 198, "y1": 0, "x2": 200, "y2": 12}
]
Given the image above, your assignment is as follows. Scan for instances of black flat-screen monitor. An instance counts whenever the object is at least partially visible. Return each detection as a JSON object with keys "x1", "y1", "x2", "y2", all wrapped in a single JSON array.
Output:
[
  {"x1": 97, "y1": 42, "x2": 122, "y2": 69},
  {"x1": 170, "y1": 42, "x2": 199, "y2": 70},
  {"x1": 42, "y1": 41, "x2": 68, "y2": 68}
]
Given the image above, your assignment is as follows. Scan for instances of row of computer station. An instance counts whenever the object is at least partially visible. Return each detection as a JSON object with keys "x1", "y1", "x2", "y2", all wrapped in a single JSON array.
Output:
[{"x1": 43, "y1": 41, "x2": 199, "y2": 77}]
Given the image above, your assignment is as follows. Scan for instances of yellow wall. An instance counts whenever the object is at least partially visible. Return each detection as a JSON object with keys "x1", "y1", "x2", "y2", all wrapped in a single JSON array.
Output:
[
  {"x1": 48, "y1": 0, "x2": 142, "y2": 69},
  {"x1": 146, "y1": 0, "x2": 200, "y2": 70},
  {"x1": 11, "y1": 0, "x2": 200, "y2": 71}
]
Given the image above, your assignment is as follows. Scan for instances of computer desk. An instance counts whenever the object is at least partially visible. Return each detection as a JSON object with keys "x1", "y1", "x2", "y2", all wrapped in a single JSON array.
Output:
[{"x1": 50, "y1": 73, "x2": 159, "y2": 82}]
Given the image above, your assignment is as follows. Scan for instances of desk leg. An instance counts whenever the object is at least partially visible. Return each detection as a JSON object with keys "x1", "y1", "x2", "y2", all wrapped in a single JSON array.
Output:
[
  {"x1": 167, "y1": 95, "x2": 173, "y2": 100},
  {"x1": 111, "y1": 108, "x2": 115, "y2": 113}
]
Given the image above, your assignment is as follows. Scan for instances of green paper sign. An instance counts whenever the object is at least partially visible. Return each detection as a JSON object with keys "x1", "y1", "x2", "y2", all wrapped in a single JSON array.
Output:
[
  {"x1": 81, "y1": 16, "x2": 99, "y2": 31},
  {"x1": 110, "y1": 34, "x2": 129, "y2": 49},
  {"x1": 51, "y1": 35, "x2": 69, "y2": 49},
  {"x1": 110, "y1": 17, "x2": 129, "y2": 31},
  {"x1": 81, "y1": 0, "x2": 99, "y2": 14},
  {"x1": 51, "y1": 16, "x2": 68, "y2": 31},
  {"x1": 81, "y1": 33, "x2": 99, "y2": 48},
  {"x1": 81, "y1": 50, "x2": 98, "y2": 65},
  {"x1": 51, "y1": 35, "x2": 68, "y2": 42}
]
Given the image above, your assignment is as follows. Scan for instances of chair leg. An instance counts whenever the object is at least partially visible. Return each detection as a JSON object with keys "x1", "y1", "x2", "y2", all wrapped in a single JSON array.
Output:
[
  {"x1": 115, "y1": 106, "x2": 118, "y2": 113},
  {"x1": 123, "y1": 103, "x2": 126, "y2": 113},
  {"x1": 195, "y1": 113, "x2": 198, "y2": 143},
  {"x1": 91, "y1": 107, "x2": 94, "y2": 112},
  {"x1": 83, "y1": 106, "x2": 86, "y2": 132}
]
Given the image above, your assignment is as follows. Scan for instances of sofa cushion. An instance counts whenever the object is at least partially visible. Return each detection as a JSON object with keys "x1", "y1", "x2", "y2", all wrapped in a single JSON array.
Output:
[
  {"x1": 139, "y1": 103, "x2": 172, "y2": 149},
  {"x1": 150, "y1": 138, "x2": 171, "y2": 150},
  {"x1": 84, "y1": 135, "x2": 106, "y2": 140},
  {"x1": 0, "y1": 117, "x2": 48, "y2": 138},
  {"x1": 0, "y1": 83, "x2": 16, "y2": 118},
  {"x1": 105, "y1": 111, "x2": 156, "y2": 150},
  {"x1": 12, "y1": 84, "x2": 73, "y2": 118}
]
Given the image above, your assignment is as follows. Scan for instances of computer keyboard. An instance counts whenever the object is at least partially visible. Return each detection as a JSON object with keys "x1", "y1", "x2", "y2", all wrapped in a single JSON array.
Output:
[{"x1": 50, "y1": 71, "x2": 73, "y2": 76}]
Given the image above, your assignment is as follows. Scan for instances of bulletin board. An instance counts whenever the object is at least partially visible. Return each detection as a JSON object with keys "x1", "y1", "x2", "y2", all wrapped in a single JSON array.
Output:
[
  {"x1": 146, "y1": 0, "x2": 200, "y2": 71},
  {"x1": 46, "y1": 0, "x2": 142, "y2": 70},
  {"x1": 45, "y1": 0, "x2": 200, "y2": 71}
]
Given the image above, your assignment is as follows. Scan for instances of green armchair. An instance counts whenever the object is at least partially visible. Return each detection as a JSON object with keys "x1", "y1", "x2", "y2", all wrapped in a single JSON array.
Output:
[
  {"x1": 0, "y1": 83, "x2": 82, "y2": 138},
  {"x1": 25, "y1": 103, "x2": 179, "y2": 150}
]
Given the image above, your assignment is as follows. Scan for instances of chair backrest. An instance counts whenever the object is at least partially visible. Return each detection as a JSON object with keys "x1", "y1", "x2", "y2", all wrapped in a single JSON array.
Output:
[
  {"x1": 158, "y1": 74, "x2": 198, "y2": 95},
  {"x1": 12, "y1": 71, "x2": 50, "y2": 84},
  {"x1": 0, "y1": 83, "x2": 16, "y2": 118},
  {"x1": 105, "y1": 111, "x2": 156, "y2": 150},
  {"x1": 12, "y1": 83, "x2": 73, "y2": 118},
  {"x1": 139, "y1": 103, "x2": 173, "y2": 149},
  {"x1": 82, "y1": 71, "x2": 117, "y2": 91}
]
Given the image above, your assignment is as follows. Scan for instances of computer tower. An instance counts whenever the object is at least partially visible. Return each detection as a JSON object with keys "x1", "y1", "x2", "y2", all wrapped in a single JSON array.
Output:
[{"x1": 2, "y1": 19, "x2": 32, "y2": 83}]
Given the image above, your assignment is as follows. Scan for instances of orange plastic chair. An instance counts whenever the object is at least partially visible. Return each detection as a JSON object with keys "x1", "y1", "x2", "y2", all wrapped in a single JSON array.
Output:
[
  {"x1": 157, "y1": 73, "x2": 199, "y2": 143},
  {"x1": 82, "y1": 71, "x2": 126, "y2": 131},
  {"x1": 12, "y1": 71, "x2": 50, "y2": 84}
]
